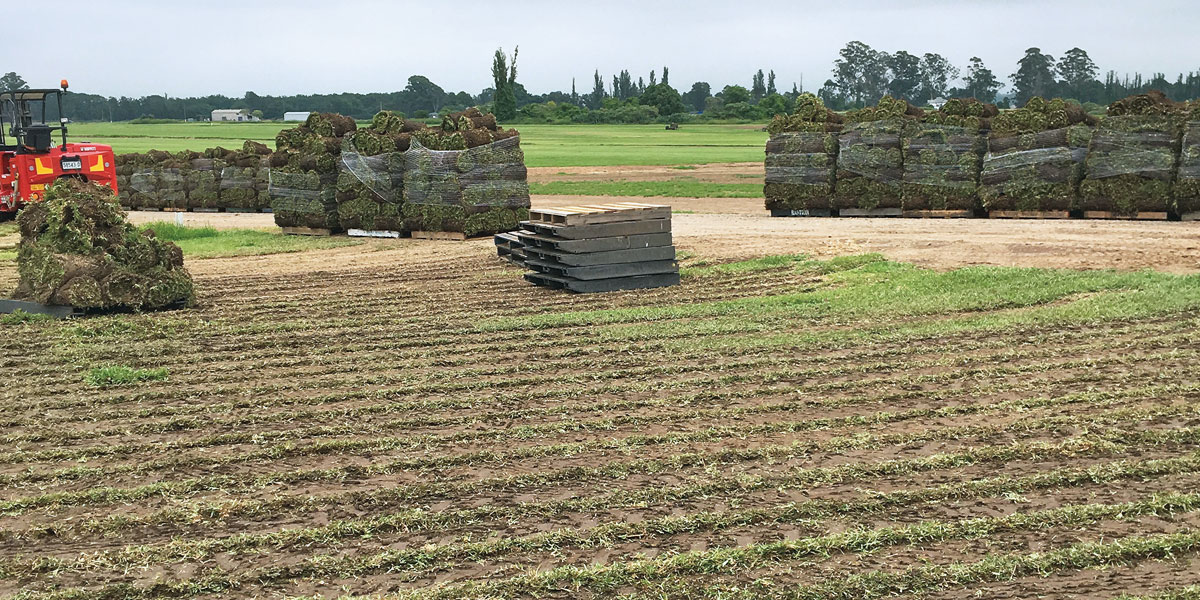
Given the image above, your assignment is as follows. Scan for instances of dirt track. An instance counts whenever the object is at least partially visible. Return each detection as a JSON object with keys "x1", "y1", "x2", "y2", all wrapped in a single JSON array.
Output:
[{"x1": 126, "y1": 197, "x2": 1200, "y2": 273}]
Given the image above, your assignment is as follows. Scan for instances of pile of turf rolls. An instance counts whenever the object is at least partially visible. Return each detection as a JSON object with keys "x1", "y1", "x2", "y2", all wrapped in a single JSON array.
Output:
[
  {"x1": 980, "y1": 97, "x2": 1096, "y2": 212},
  {"x1": 13, "y1": 179, "x2": 194, "y2": 310},
  {"x1": 834, "y1": 96, "x2": 921, "y2": 210},
  {"x1": 763, "y1": 93, "x2": 842, "y2": 212},
  {"x1": 336, "y1": 111, "x2": 417, "y2": 232},
  {"x1": 269, "y1": 112, "x2": 356, "y2": 230},
  {"x1": 402, "y1": 108, "x2": 529, "y2": 236},
  {"x1": 1176, "y1": 101, "x2": 1200, "y2": 216},
  {"x1": 209, "y1": 141, "x2": 272, "y2": 211},
  {"x1": 901, "y1": 99, "x2": 996, "y2": 211},
  {"x1": 1080, "y1": 91, "x2": 1184, "y2": 216}
]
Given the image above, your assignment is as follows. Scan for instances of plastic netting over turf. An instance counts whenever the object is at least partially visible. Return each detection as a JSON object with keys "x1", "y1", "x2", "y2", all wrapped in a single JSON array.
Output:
[
  {"x1": 763, "y1": 132, "x2": 839, "y2": 212},
  {"x1": 400, "y1": 136, "x2": 531, "y2": 236}
]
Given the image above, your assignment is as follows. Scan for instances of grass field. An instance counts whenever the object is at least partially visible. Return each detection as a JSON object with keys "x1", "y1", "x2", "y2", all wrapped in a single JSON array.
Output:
[
  {"x1": 68, "y1": 122, "x2": 768, "y2": 167},
  {"x1": 2, "y1": 245, "x2": 1200, "y2": 598},
  {"x1": 139, "y1": 222, "x2": 361, "y2": 258},
  {"x1": 528, "y1": 180, "x2": 763, "y2": 198}
]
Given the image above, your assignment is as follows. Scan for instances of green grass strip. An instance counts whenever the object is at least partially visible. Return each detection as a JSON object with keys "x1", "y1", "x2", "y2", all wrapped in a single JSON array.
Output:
[{"x1": 528, "y1": 180, "x2": 763, "y2": 198}]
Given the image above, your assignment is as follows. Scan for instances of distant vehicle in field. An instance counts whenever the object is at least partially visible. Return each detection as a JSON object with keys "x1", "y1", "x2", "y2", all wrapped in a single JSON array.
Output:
[
  {"x1": 0, "y1": 80, "x2": 118, "y2": 216},
  {"x1": 665, "y1": 123, "x2": 679, "y2": 130}
]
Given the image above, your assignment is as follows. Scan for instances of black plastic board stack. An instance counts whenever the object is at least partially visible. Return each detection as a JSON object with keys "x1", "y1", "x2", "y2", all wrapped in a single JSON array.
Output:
[
  {"x1": 516, "y1": 203, "x2": 679, "y2": 293},
  {"x1": 494, "y1": 231, "x2": 528, "y2": 267}
]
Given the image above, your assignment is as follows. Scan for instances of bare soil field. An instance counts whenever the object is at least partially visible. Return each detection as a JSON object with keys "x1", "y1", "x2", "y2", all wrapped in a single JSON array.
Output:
[{"x1": 2, "y1": 229, "x2": 1200, "y2": 598}]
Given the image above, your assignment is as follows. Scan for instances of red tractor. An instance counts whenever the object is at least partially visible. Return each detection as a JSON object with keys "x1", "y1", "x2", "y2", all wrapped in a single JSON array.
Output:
[{"x1": 0, "y1": 81, "x2": 117, "y2": 218}]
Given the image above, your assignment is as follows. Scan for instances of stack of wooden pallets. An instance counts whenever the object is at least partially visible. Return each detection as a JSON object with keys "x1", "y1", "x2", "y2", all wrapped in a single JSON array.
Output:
[{"x1": 515, "y1": 202, "x2": 680, "y2": 293}]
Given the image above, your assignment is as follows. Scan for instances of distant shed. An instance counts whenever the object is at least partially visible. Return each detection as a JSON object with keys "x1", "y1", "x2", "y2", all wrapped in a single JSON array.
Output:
[
  {"x1": 211, "y1": 109, "x2": 259, "y2": 122},
  {"x1": 284, "y1": 111, "x2": 311, "y2": 122}
]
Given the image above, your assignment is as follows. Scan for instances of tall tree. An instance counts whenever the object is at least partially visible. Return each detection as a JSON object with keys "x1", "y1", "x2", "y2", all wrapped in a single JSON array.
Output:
[
  {"x1": 662, "y1": 66, "x2": 669, "y2": 86},
  {"x1": 918, "y1": 53, "x2": 959, "y2": 103},
  {"x1": 570, "y1": 78, "x2": 578, "y2": 105},
  {"x1": 887, "y1": 51, "x2": 922, "y2": 102},
  {"x1": 833, "y1": 41, "x2": 890, "y2": 106},
  {"x1": 1057, "y1": 47, "x2": 1098, "y2": 99},
  {"x1": 640, "y1": 83, "x2": 686, "y2": 116},
  {"x1": 0, "y1": 72, "x2": 27, "y2": 91},
  {"x1": 767, "y1": 70, "x2": 777, "y2": 96},
  {"x1": 589, "y1": 70, "x2": 606, "y2": 109},
  {"x1": 1011, "y1": 47, "x2": 1057, "y2": 106},
  {"x1": 491, "y1": 47, "x2": 518, "y2": 120},
  {"x1": 683, "y1": 81, "x2": 710, "y2": 112},
  {"x1": 963, "y1": 57, "x2": 1001, "y2": 102},
  {"x1": 649, "y1": 70, "x2": 657, "y2": 87},
  {"x1": 721, "y1": 85, "x2": 751, "y2": 104},
  {"x1": 751, "y1": 69, "x2": 766, "y2": 102}
]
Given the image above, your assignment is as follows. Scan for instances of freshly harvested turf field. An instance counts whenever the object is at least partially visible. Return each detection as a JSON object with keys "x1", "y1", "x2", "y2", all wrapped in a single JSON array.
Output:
[
  {"x1": 2, "y1": 243, "x2": 1200, "y2": 599},
  {"x1": 69, "y1": 122, "x2": 769, "y2": 167}
]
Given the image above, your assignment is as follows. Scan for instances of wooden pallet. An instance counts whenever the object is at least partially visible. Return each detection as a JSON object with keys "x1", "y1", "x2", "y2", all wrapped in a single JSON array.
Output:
[
  {"x1": 769, "y1": 208, "x2": 833, "y2": 217},
  {"x1": 1082, "y1": 211, "x2": 1168, "y2": 221},
  {"x1": 347, "y1": 229, "x2": 403, "y2": 238},
  {"x1": 839, "y1": 207, "x2": 903, "y2": 217},
  {"x1": 902, "y1": 210, "x2": 974, "y2": 218},
  {"x1": 1181, "y1": 212, "x2": 1200, "y2": 222},
  {"x1": 524, "y1": 271, "x2": 681, "y2": 294},
  {"x1": 224, "y1": 208, "x2": 269, "y2": 214},
  {"x1": 528, "y1": 202, "x2": 670, "y2": 226},
  {"x1": 988, "y1": 210, "x2": 1070, "y2": 219},
  {"x1": 192, "y1": 207, "x2": 222, "y2": 213},
  {"x1": 411, "y1": 230, "x2": 467, "y2": 241},
  {"x1": 282, "y1": 226, "x2": 332, "y2": 236}
]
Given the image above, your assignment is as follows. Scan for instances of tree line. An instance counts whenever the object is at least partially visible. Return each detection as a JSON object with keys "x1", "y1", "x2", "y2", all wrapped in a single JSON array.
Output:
[{"x1": 3, "y1": 42, "x2": 1200, "y2": 124}]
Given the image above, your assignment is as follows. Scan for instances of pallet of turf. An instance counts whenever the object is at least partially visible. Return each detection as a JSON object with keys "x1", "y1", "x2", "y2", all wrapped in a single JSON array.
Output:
[
  {"x1": 1178, "y1": 102, "x2": 1200, "y2": 219},
  {"x1": 337, "y1": 111, "x2": 417, "y2": 236},
  {"x1": 517, "y1": 203, "x2": 678, "y2": 293},
  {"x1": 834, "y1": 96, "x2": 922, "y2": 215},
  {"x1": 900, "y1": 98, "x2": 995, "y2": 215},
  {"x1": 1080, "y1": 92, "x2": 1184, "y2": 219},
  {"x1": 270, "y1": 113, "x2": 356, "y2": 234},
  {"x1": 402, "y1": 113, "x2": 530, "y2": 239},
  {"x1": 981, "y1": 97, "x2": 1096, "y2": 216},
  {"x1": 764, "y1": 94, "x2": 842, "y2": 216}
]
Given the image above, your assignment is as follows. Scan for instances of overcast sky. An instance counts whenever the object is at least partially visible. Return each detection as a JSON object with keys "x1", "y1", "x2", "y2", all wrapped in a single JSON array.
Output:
[{"x1": 11, "y1": 0, "x2": 1198, "y2": 98}]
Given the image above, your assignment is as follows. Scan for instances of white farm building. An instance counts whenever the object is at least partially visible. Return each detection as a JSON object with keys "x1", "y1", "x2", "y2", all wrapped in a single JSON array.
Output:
[
  {"x1": 284, "y1": 111, "x2": 311, "y2": 122},
  {"x1": 211, "y1": 109, "x2": 260, "y2": 122}
]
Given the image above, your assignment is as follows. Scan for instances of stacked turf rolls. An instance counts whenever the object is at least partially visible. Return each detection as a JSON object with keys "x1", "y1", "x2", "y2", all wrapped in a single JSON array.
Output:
[
  {"x1": 269, "y1": 112, "x2": 357, "y2": 230},
  {"x1": 763, "y1": 93, "x2": 843, "y2": 213},
  {"x1": 401, "y1": 107, "x2": 530, "y2": 236},
  {"x1": 1177, "y1": 101, "x2": 1200, "y2": 216},
  {"x1": 1080, "y1": 91, "x2": 1185, "y2": 216},
  {"x1": 834, "y1": 96, "x2": 923, "y2": 210},
  {"x1": 336, "y1": 111, "x2": 419, "y2": 232},
  {"x1": 14, "y1": 179, "x2": 195, "y2": 310},
  {"x1": 114, "y1": 141, "x2": 272, "y2": 212},
  {"x1": 979, "y1": 97, "x2": 1096, "y2": 212},
  {"x1": 900, "y1": 99, "x2": 996, "y2": 211}
]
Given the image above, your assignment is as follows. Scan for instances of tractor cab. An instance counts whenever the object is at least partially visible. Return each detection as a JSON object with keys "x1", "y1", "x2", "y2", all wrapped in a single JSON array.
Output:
[
  {"x1": 0, "y1": 88, "x2": 69, "y2": 154},
  {"x1": 0, "y1": 80, "x2": 118, "y2": 215}
]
